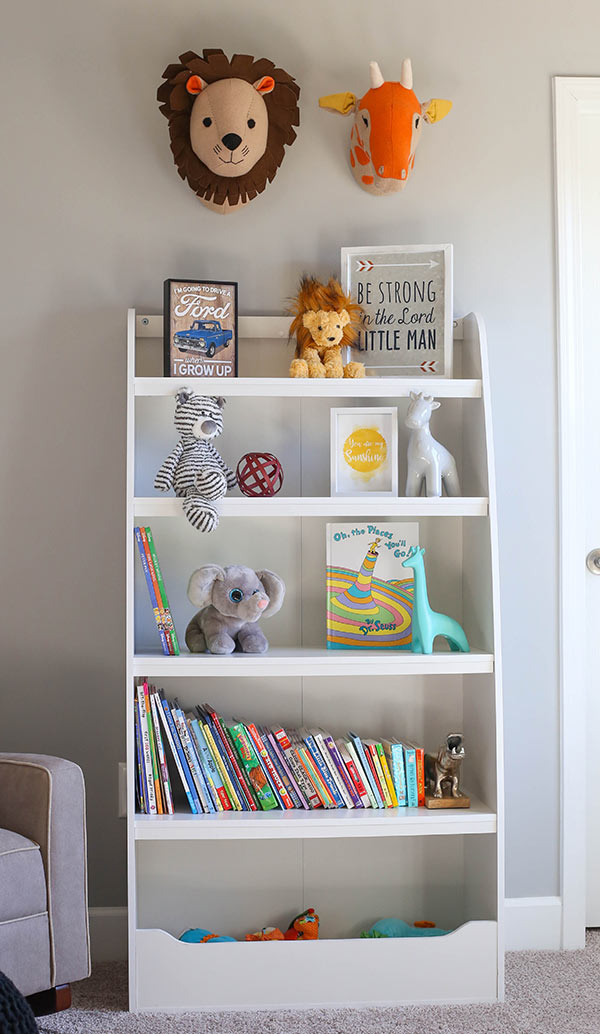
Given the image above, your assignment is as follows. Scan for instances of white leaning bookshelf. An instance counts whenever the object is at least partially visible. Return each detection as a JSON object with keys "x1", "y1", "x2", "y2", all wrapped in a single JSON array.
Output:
[{"x1": 126, "y1": 309, "x2": 504, "y2": 1011}]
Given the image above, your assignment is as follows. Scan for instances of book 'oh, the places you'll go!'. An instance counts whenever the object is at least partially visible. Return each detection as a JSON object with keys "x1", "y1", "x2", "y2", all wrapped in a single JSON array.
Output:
[
  {"x1": 163, "y1": 278, "x2": 238, "y2": 378},
  {"x1": 326, "y1": 522, "x2": 419, "y2": 650}
]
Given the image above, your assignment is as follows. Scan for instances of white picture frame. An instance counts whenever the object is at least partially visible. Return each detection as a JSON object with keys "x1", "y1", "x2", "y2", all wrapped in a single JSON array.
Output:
[
  {"x1": 341, "y1": 244, "x2": 453, "y2": 377},
  {"x1": 330, "y1": 407, "x2": 398, "y2": 497}
]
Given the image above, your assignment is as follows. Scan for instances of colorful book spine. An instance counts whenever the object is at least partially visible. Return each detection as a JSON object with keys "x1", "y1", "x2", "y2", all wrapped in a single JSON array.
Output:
[
  {"x1": 363, "y1": 740, "x2": 394, "y2": 807},
  {"x1": 173, "y1": 706, "x2": 213, "y2": 813},
  {"x1": 189, "y1": 717, "x2": 231, "y2": 811},
  {"x1": 145, "y1": 526, "x2": 179, "y2": 655},
  {"x1": 139, "y1": 528, "x2": 173, "y2": 657},
  {"x1": 349, "y1": 732, "x2": 384, "y2": 808},
  {"x1": 404, "y1": 741, "x2": 425, "y2": 805},
  {"x1": 291, "y1": 732, "x2": 335, "y2": 808},
  {"x1": 134, "y1": 695, "x2": 148, "y2": 813},
  {"x1": 144, "y1": 683, "x2": 164, "y2": 813},
  {"x1": 204, "y1": 706, "x2": 257, "y2": 811},
  {"x1": 323, "y1": 733, "x2": 362, "y2": 808},
  {"x1": 229, "y1": 723, "x2": 279, "y2": 811},
  {"x1": 376, "y1": 742, "x2": 398, "y2": 808},
  {"x1": 255, "y1": 732, "x2": 287, "y2": 810},
  {"x1": 223, "y1": 724, "x2": 260, "y2": 811},
  {"x1": 301, "y1": 730, "x2": 343, "y2": 807},
  {"x1": 261, "y1": 729, "x2": 303, "y2": 808},
  {"x1": 157, "y1": 694, "x2": 198, "y2": 814},
  {"x1": 187, "y1": 718, "x2": 221, "y2": 811},
  {"x1": 266, "y1": 731, "x2": 308, "y2": 809},
  {"x1": 246, "y1": 723, "x2": 293, "y2": 809},
  {"x1": 369, "y1": 743, "x2": 391, "y2": 806},
  {"x1": 149, "y1": 691, "x2": 174, "y2": 814},
  {"x1": 314, "y1": 731, "x2": 354, "y2": 809},
  {"x1": 272, "y1": 727, "x2": 321, "y2": 810},
  {"x1": 381, "y1": 739, "x2": 407, "y2": 807},
  {"x1": 402, "y1": 743, "x2": 419, "y2": 808},
  {"x1": 337, "y1": 739, "x2": 371, "y2": 808},
  {"x1": 134, "y1": 528, "x2": 170, "y2": 655},
  {"x1": 344, "y1": 739, "x2": 377, "y2": 809},
  {"x1": 200, "y1": 718, "x2": 243, "y2": 811},
  {"x1": 136, "y1": 685, "x2": 157, "y2": 814}
]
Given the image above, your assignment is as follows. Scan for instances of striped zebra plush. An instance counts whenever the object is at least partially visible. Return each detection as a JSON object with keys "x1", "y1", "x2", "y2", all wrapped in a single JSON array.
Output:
[{"x1": 154, "y1": 389, "x2": 236, "y2": 532}]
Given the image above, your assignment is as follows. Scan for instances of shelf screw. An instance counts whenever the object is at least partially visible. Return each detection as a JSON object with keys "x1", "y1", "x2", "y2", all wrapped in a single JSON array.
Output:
[{"x1": 141, "y1": 317, "x2": 149, "y2": 326}]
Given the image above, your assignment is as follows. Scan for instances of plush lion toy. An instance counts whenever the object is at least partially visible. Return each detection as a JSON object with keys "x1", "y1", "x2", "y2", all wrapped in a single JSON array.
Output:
[{"x1": 288, "y1": 276, "x2": 365, "y2": 378}]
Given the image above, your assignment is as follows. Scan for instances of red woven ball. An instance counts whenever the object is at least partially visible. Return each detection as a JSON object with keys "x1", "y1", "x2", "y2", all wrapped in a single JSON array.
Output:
[{"x1": 236, "y1": 452, "x2": 284, "y2": 497}]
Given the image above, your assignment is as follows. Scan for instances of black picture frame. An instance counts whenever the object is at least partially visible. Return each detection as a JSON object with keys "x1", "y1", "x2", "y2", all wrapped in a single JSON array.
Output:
[{"x1": 163, "y1": 279, "x2": 238, "y2": 378}]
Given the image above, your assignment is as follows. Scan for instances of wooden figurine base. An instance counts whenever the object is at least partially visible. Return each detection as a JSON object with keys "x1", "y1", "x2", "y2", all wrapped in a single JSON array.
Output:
[{"x1": 425, "y1": 792, "x2": 470, "y2": 809}]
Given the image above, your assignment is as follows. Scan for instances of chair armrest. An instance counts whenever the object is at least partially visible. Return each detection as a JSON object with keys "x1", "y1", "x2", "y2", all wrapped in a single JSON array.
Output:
[{"x1": 0, "y1": 754, "x2": 90, "y2": 985}]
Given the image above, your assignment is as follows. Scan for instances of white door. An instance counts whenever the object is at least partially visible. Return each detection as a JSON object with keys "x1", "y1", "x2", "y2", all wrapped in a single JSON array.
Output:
[{"x1": 580, "y1": 107, "x2": 600, "y2": 927}]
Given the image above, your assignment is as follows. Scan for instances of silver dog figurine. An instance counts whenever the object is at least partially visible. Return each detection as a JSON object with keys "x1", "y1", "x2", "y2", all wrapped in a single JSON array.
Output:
[{"x1": 425, "y1": 734, "x2": 466, "y2": 799}]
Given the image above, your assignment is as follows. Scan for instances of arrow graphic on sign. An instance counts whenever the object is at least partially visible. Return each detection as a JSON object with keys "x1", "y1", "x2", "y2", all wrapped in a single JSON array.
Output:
[
  {"x1": 356, "y1": 259, "x2": 439, "y2": 273},
  {"x1": 399, "y1": 361, "x2": 439, "y2": 374}
]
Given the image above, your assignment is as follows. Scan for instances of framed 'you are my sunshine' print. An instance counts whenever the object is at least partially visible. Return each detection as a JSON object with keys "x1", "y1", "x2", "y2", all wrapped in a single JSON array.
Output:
[
  {"x1": 331, "y1": 408, "x2": 398, "y2": 497},
  {"x1": 341, "y1": 244, "x2": 453, "y2": 377}
]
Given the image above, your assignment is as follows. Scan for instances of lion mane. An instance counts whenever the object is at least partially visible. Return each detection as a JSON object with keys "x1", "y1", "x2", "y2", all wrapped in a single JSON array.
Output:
[
  {"x1": 157, "y1": 49, "x2": 300, "y2": 208},
  {"x1": 288, "y1": 276, "x2": 363, "y2": 358}
]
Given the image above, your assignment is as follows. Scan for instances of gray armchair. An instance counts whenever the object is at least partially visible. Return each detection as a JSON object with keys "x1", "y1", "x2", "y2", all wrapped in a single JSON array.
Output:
[{"x1": 0, "y1": 754, "x2": 90, "y2": 1008}]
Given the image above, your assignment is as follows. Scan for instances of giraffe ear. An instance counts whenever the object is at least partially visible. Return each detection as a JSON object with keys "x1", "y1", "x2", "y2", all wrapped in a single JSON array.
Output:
[{"x1": 431, "y1": 400, "x2": 441, "y2": 410}]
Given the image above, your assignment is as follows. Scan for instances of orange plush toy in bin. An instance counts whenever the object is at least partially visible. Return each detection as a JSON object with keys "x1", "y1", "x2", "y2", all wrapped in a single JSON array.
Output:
[
  {"x1": 245, "y1": 908, "x2": 319, "y2": 941},
  {"x1": 284, "y1": 907, "x2": 319, "y2": 940}
]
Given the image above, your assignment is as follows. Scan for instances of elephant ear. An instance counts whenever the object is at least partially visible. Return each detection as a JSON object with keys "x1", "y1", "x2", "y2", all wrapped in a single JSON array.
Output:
[
  {"x1": 187, "y1": 565, "x2": 225, "y2": 608},
  {"x1": 256, "y1": 569, "x2": 285, "y2": 617}
]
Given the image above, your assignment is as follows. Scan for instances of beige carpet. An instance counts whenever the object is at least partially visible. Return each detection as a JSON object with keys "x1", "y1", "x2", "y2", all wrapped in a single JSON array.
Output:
[{"x1": 38, "y1": 931, "x2": 600, "y2": 1033}]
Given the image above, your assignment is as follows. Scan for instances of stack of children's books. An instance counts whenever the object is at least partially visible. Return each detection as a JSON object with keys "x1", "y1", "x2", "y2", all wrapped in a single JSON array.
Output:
[
  {"x1": 134, "y1": 683, "x2": 426, "y2": 815},
  {"x1": 134, "y1": 527, "x2": 179, "y2": 656}
]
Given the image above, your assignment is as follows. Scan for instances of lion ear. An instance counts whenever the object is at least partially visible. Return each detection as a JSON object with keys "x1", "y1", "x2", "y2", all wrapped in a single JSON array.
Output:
[
  {"x1": 253, "y1": 75, "x2": 275, "y2": 95},
  {"x1": 338, "y1": 309, "x2": 351, "y2": 328},
  {"x1": 186, "y1": 74, "x2": 208, "y2": 95},
  {"x1": 302, "y1": 311, "x2": 318, "y2": 332}
]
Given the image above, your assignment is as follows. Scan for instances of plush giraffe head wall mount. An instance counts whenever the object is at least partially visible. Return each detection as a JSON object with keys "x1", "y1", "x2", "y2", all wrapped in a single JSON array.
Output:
[{"x1": 319, "y1": 60, "x2": 451, "y2": 196}]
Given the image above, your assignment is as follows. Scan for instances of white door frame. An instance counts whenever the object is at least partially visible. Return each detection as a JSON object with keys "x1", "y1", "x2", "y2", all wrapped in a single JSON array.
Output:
[{"x1": 554, "y1": 76, "x2": 600, "y2": 949}]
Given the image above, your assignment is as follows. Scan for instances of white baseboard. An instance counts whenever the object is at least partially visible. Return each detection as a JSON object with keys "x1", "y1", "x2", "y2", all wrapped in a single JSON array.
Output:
[
  {"x1": 89, "y1": 906, "x2": 128, "y2": 962},
  {"x1": 89, "y1": 898, "x2": 563, "y2": 961},
  {"x1": 505, "y1": 896, "x2": 562, "y2": 950}
]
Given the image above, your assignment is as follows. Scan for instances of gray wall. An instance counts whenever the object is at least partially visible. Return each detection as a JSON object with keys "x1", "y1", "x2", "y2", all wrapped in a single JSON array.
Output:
[{"x1": 2, "y1": 0, "x2": 592, "y2": 907}]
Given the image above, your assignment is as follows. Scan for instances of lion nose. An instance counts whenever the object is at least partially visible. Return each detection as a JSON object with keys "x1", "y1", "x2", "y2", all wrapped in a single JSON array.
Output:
[
  {"x1": 328, "y1": 336, "x2": 335, "y2": 341},
  {"x1": 222, "y1": 133, "x2": 242, "y2": 151}
]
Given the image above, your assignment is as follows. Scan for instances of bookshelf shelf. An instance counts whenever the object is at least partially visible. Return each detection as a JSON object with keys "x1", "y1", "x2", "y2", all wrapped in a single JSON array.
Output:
[
  {"x1": 127, "y1": 310, "x2": 504, "y2": 1011},
  {"x1": 134, "y1": 496, "x2": 489, "y2": 518},
  {"x1": 134, "y1": 375, "x2": 482, "y2": 399},
  {"x1": 134, "y1": 796, "x2": 495, "y2": 839},
  {"x1": 132, "y1": 647, "x2": 494, "y2": 678}
]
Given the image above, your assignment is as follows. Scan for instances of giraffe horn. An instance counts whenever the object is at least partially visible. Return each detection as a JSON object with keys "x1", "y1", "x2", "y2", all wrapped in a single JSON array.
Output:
[
  {"x1": 369, "y1": 61, "x2": 384, "y2": 89},
  {"x1": 400, "y1": 58, "x2": 413, "y2": 89}
]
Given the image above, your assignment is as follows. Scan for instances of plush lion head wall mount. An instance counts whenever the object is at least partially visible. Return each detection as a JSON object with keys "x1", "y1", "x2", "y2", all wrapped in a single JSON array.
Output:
[{"x1": 157, "y1": 49, "x2": 300, "y2": 214}]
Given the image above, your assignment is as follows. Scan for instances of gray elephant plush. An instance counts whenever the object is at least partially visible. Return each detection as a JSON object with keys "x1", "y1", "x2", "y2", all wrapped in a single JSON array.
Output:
[{"x1": 185, "y1": 564, "x2": 286, "y2": 655}]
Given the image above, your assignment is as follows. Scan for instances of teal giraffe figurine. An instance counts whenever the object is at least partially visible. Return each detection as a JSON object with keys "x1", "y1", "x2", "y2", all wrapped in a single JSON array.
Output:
[{"x1": 402, "y1": 546, "x2": 469, "y2": 654}]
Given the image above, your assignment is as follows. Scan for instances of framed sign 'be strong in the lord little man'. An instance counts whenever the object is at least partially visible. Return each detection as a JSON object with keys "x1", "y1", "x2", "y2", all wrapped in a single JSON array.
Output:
[{"x1": 341, "y1": 244, "x2": 453, "y2": 377}]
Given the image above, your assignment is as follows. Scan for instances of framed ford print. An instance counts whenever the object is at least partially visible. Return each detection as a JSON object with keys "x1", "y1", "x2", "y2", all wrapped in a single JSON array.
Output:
[
  {"x1": 341, "y1": 244, "x2": 453, "y2": 377},
  {"x1": 163, "y1": 278, "x2": 238, "y2": 378}
]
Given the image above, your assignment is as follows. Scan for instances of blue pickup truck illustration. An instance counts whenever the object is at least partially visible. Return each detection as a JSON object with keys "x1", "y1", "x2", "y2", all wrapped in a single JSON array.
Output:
[{"x1": 173, "y1": 320, "x2": 233, "y2": 358}]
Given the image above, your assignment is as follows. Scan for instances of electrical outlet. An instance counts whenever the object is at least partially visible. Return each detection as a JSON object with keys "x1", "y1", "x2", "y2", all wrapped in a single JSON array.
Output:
[{"x1": 118, "y1": 762, "x2": 127, "y2": 818}]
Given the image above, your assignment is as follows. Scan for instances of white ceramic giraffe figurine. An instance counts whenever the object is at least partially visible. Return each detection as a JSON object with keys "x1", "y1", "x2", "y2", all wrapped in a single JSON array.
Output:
[{"x1": 404, "y1": 392, "x2": 461, "y2": 497}]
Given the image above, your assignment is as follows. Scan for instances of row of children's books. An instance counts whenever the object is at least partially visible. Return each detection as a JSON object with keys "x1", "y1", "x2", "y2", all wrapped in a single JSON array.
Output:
[
  {"x1": 135, "y1": 682, "x2": 426, "y2": 815},
  {"x1": 134, "y1": 527, "x2": 179, "y2": 655}
]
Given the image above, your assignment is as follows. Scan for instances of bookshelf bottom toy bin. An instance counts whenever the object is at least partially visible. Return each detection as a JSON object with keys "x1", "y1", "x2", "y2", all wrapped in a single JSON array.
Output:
[
  {"x1": 131, "y1": 835, "x2": 500, "y2": 1010},
  {"x1": 134, "y1": 922, "x2": 498, "y2": 1010}
]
